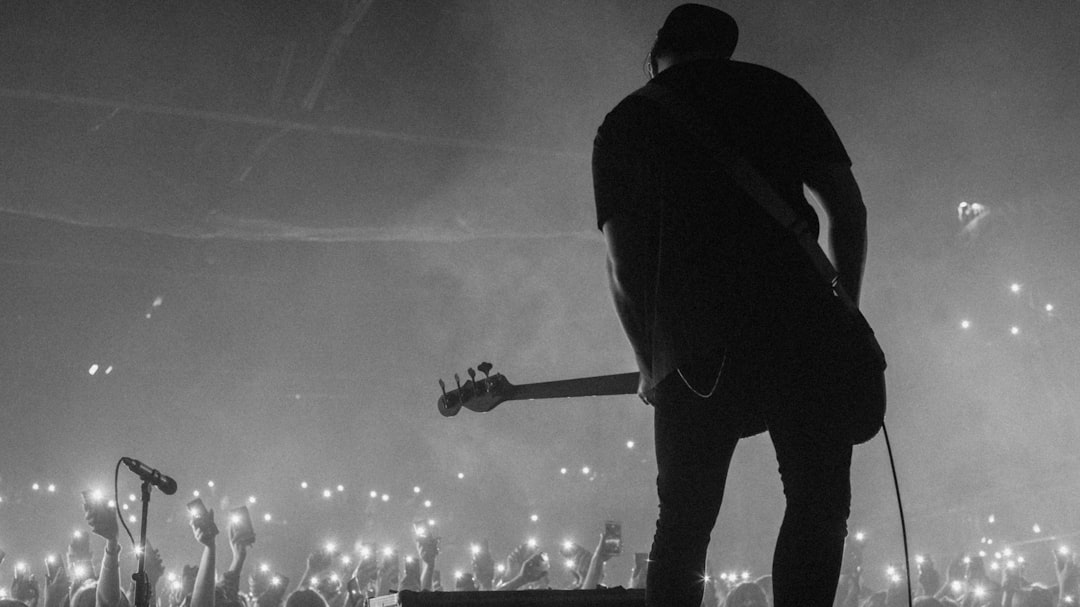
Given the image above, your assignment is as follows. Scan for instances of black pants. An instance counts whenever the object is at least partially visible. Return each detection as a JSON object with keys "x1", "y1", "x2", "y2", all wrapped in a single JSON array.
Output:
[{"x1": 644, "y1": 349, "x2": 853, "y2": 607}]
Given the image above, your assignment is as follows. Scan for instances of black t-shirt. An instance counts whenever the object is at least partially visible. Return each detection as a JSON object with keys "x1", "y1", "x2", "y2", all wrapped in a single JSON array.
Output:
[{"x1": 593, "y1": 58, "x2": 851, "y2": 391}]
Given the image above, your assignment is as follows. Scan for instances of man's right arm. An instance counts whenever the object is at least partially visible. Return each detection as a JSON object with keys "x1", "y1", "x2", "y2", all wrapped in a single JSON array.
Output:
[
  {"x1": 602, "y1": 215, "x2": 657, "y2": 390},
  {"x1": 803, "y1": 163, "x2": 867, "y2": 305}
]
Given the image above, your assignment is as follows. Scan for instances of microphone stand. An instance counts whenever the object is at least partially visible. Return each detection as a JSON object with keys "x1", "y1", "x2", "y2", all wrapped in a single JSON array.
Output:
[{"x1": 133, "y1": 480, "x2": 152, "y2": 607}]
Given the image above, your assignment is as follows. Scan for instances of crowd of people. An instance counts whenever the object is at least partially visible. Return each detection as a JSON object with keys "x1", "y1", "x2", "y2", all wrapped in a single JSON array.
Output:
[{"x1": 0, "y1": 490, "x2": 1076, "y2": 607}]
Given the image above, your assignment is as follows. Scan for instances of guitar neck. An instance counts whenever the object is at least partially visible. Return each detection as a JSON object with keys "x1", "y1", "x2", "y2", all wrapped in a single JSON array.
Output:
[{"x1": 509, "y1": 372, "x2": 639, "y2": 401}]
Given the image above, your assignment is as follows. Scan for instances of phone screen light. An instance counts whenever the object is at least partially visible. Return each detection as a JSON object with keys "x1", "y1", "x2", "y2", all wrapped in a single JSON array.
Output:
[
  {"x1": 73, "y1": 565, "x2": 88, "y2": 579},
  {"x1": 741, "y1": 571, "x2": 750, "y2": 581},
  {"x1": 260, "y1": 564, "x2": 270, "y2": 573},
  {"x1": 413, "y1": 486, "x2": 421, "y2": 494},
  {"x1": 336, "y1": 485, "x2": 345, "y2": 492},
  {"x1": 359, "y1": 547, "x2": 372, "y2": 559},
  {"x1": 193, "y1": 490, "x2": 200, "y2": 497},
  {"x1": 973, "y1": 586, "x2": 987, "y2": 599},
  {"x1": 128, "y1": 515, "x2": 137, "y2": 523},
  {"x1": 15, "y1": 562, "x2": 26, "y2": 572},
  {"x1": 530, "y1": 514, "x2": 539, "y2": 522},
  {"x1": 496, "y1": 564, "x2": 505, "y2": 574},
  {"x1": 915, "y1": 555, "x2": 925, "y2": 565},
  {"x1": 470, "y1": 544, "x2": 481, "y2": 555},
  {"x1": 310, "y1": 577, "x2": 319, "y2": 586},
  {"x1": 950, "y1": 581, "x2": 963, "y2": 594},
  {"x1": 423, "y1": 500, "x2": 432, "y2": 508},
  {"x1": 854, "y1": 531, "x2": 865, "y2": 542},
  {"x1": 271, "y1": 577, "x2": 281, "y2": 587},
  {"x1": 230, "y1": 514, "x2": 241, "y2": 525},
  {"x1": 526, "y1": 538, "x2": 537, "y2": 549},
  {"x1": 564, "y1": 559, "x2": 575, "y2": 569},
  {"x1": 454, "y1": 570, "x2": 463, "y2": 580},
  {"x1": 171, "y1": 581, "x2": 182, "y2": 591},
  {"x1": 207, "y1": 481, "x2": 214, "y2": 488},
  {"x1": 47, "y1": 484, "x2": 56, "y2": 492},
  {"x1": 1060, "y1": 546, "x2": 1071, "y2": 556},
  {"x1": 381, "y1": 494, "x2": 390, "y2": 502},
  {"x1": 325, "y1": 542, "x2": 337, "y2": 553},
  {"x1": 322, "y1": 489, "x2": 332, "y2": 499},
  {"x1": 329, "y1": 574, "x2": 340, "y2": 583},
  {"x1": 382, "y1": 546, "x2": 394, "y2": 558},
  {"x1": 247, "y1": 496, "x2": 257, "y2": 504}
]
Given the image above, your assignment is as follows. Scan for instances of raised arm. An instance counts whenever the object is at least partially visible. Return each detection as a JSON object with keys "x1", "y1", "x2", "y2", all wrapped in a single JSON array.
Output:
[
  {"x1": 804, "y1": 163, "x2": 867, "y2": 304},
  {"x1": 189, "y1": 511, "x2": 218, "y2": 607}
]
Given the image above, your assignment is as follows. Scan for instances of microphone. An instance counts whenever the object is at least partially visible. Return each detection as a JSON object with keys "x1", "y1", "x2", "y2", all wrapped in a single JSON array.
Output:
[{"x1": 121, "y1": 457, "x2": 178, "y2": 495}]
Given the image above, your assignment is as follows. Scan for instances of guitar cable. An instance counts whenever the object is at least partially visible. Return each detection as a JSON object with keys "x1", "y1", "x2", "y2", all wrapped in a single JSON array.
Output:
[{"x1": 882, "y1": 421, "x2": 914, "y2": 607}]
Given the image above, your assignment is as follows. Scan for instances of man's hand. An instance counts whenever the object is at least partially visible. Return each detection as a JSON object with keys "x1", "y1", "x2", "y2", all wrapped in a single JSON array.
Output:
[
  {"x1": 518, "y1": 553, "x2": 548, "y2": 584},
  {"x1": 1055, "y1": 549, "x2": 1078, "y2": 599},
  {"x1": 144, "y1": 547, "x2": 165, "y2": 587},
  {"x1": 306, "y1": 550, "x2": 334, "y2": 575},
  {"x1": 471, "y1": 541, "x2": 495, "y2": 589},
  {"x1": 255, "y1": 575, "x2": 288, "y2": 607},
  {"x1": 417, "y1": 535, "x2": 439, "y2": 566},
  {"x1": 84, "y1": 500, "x2": 119, "y2": 542},
  {"x1": 12, "y1": 569, "x2": 41, "y2": 605},
  {"x1": 917, "y1": 557, "x2": 940, "y2": 597},
  {"x1": 191, "y1": 510, "x2": 218, "y2": 547}
]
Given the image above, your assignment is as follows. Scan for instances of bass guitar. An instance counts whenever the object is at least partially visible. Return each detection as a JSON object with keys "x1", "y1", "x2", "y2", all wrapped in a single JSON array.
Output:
[{"x1": 436, "y1": 362, "x2": 638, "y2": 417}]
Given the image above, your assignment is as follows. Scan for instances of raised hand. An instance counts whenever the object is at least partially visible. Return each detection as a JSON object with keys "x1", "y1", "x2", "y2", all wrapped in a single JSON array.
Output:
[
  {"x1": 83, "y1": 495, "x2": 119, "y2": 542},
  {"x1": 916, "y1": 556, "x2": 940, "y2": 597},
  {"x1": 306, "y1": 550, "x2": 334, "y2": 575},
  {"x1": 471, "y1": 540, "x2": 495, "y2": 590},
  {"x1": 144, "y1": 545, "x2": 165, "y2": 588},
  {"x1": 518, "y1": 552, "x2": 548, "y2": 584},
  {"x1": 191, "y1": 510, "x2": 218, "y2": 547}
]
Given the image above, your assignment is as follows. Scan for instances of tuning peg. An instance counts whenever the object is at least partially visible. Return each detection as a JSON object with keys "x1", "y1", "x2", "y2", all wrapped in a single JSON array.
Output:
[
  {"x1": 478, "y1": 362, "x2": 493, "y2": 379},
  {"x1": 454, "y1": 374, "x2": 462, "y2": 391},
  {"x1": 438, "y1": 379, "x2": 447, "y2": 397},
  {"x1": 467, "y1": 368, "x2": 476, "y2": 382}
]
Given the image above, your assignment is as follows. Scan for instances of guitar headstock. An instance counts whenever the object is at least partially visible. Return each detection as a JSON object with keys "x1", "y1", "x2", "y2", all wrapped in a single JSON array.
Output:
[{"x1": 437, "y1": 362, "x2": 514, "y2": 417}]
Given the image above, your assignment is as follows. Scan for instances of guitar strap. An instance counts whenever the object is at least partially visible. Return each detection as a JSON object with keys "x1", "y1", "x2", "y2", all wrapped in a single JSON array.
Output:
[{"x1": 631, "y1": 81, "x2": 885, "y2": 364}]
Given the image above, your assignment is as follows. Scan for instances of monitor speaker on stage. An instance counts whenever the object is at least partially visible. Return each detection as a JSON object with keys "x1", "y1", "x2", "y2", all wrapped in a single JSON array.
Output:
[{"x1": 369, "y1": 588, "x2": 646, "y2": 607}]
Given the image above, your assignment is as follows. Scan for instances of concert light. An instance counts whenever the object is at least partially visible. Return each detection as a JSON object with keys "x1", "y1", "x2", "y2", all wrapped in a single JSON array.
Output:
[
  {"x1": 1006, "y1": 560, "x2": 1017, "y2": 569},
  {"x1": 963, "y1": 556, "x2": 971, "y2": 564},
  {"x1": 978, "y1": 550, "x2": 987, "y2": 557},
  {"x1": 960, "y1": 319, "x2": 971, "y2": 329},
  {"x1": 359, "y1": 547, "x2": 372, "y2": 559},
  {"x1": 382, "y1": 546, "x2": 394, "y2": 557},
  {"x1": 369, "y1": 490, "x2": 378, "y2": 499},
  {"x1": 129, "y1": 494, "x2": 137, "y2": 502},
  {"x1": 427, "y1": 518, "x2": 435, "y2": 527},
  {"x1": 46, "y1": 554, "x2": 57, "y2": 565},
  {"x1": 560, "y1": 468, "x2": 567, "y2": 475},
  {"x1": 207, "y1": 481, "x2": 214, "y2": 488},
  {"x1": 530, "y1": 514, "x2": 539, "y2": 522},
  {"x1": 1046, "y1": 303, "x2": 1054, "y2": 312},
  {"x1": 527, "y1": 538, "x2": 537, "y2": 549},
  {"x1": 325, "y1": 542, "x2": 337, "y2": 553},
  {"x1": 457, "y1": 472, "x2": 465, "y2": 480},
  {"x1": 719, "y1": 572, "x2": 729, "y2": 581},
  {"x1": 496, "y1": 564, "x2": 506, "y2": 574},
  {"x1": 562, "y1": 540, "x2": 574, "y2": 552},
  {"x1": 950, "y1": 581, "x2": 963, "y2": 594},
  {"x1": 1003, "y1": 547, "x2": 1013, "y2": 557},
  {"x1": 581, "y1": 466, "x2": 590, "y2": 475},
  {"x1": 322, "y1": 489, "x2": 332, "y2": 498},
  {"x1": 1010, "y1": 283, "x2": 1021, "y2": 294},
  {"x1": 171, "y1": 581, "x2": 182, "y2": 591},
  {"x1": 423, "y1": 500, "x2": 432, "y2": 508},
  {"x1": 1032, "y1": 524, "x2": 1041, "y2": 533},
  {"x1": 414, "y1": 486, "x2": 421, "y2": 494},
  {"x1": 260, "y1": 564, "x2": 270, "y2": 573},
  {"x1": 337, "y1": 484, "x2": 344, "y2": 492},
  {"x1": 626, "y1": 440, "x2": 635, "y2": 449},
  {"x1": 988, "y1": 514, "x2": 995, "y2": 523},
  {"x1": 310, "y1": 577, "x2": 319, "y2": 586},
  {"x1": 15, "y1": 562, "x2": 26, "y2": 572},
  {"x1": 128, "y1": 515, "x2": 137, "y2": 523},
  {"x1": 1060, "y1": 546, "x2": 1071, "y2": 556},
  {"x1": 973, "y1": 586, "x2": 987, "y2": 599},
  {"x1": 564, "y1": 559, "x2": 575, "y2": 569},
  {"x1": 193, "y1": 490, "x2": 200, "y2": 497},
  {"x1": 248, "y1": 496, "x2": 257, "y2": 504},
  {"x1": 270, "y1": 577, "x2": 281, "y2": 587},
  {"x1": 381, "y1": 493, "x2": 389, "y2": 502},
  {"x1": 341, "y1": 556, "x2": 351, "y2": 565},
  {"x1": 167, "y1": 573, "x2": 177, "y2": 582},
  {"x1": 134, "y1": 545, "x2": 144, "y2": 556},
  {"x1": 263, "y1": 513, "x2": 272, "y2": 522},
  {"x1": 32, "y1": 483, "x2": 40, "y2": 491},
  {"x1": 994, "y1": 552, "x2": 1001, "y2": 560},
  {"x1": 741, "y1": 571, "x2": 750, "y2": 581},
  {"x1": 454, "y1": 570, "x2": 463, "y2": 579},
  {"x1": 47, "y1": 483, "x2": 56, "y2": 492},
  {"x1": 990, "y1": 562, "x2": 1000, "y2": 571},
  {"x1": 301, "y1": 481, "x2": 309, "y2": 489},
  {"x1": 915, "y1": 555, "x2": 925, "y2": 565},
  {"x1": 329, "y1": 573, "x2": 340, "y2": 583},
  {"x1": 854, "y1": 531, "x2": 866, "y2": 542},
  {"x1": 471, "y1": 544, "x2": 481, "y2": 555}
]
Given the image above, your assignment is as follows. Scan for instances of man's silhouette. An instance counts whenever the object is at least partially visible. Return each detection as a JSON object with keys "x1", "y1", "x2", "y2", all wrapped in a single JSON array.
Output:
[{"x1": 594, "y1": 5, "x2": 870, "y2": 606}]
